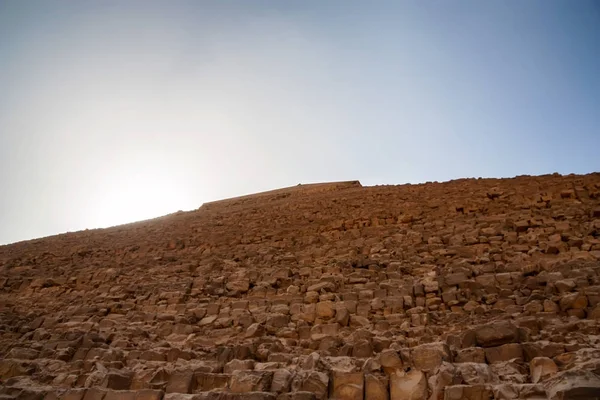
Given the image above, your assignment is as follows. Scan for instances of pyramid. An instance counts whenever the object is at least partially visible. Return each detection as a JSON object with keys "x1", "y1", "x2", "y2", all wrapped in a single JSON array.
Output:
[{"x1": 1, "y1": 173, "x2": 600, "y2": 399}]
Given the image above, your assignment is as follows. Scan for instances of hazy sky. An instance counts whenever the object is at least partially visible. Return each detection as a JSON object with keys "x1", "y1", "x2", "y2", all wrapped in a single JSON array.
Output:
[{"x1": 1, "y1": 1, "x2": 599, "y2": 244}]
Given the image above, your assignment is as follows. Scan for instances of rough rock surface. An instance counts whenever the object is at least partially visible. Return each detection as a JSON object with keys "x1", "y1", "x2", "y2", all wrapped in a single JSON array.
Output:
[{"x1": 2, "y1": 175, "x2": 600, "y2": 399}]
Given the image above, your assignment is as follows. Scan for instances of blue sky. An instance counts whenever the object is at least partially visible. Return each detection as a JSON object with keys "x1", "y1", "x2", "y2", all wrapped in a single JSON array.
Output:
[{"x1": 1, "y1": 1, "x2": 599, "y2": 244}]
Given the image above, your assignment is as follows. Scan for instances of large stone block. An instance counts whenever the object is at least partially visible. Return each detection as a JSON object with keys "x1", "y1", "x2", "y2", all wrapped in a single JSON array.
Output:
[
  {"x1": 63, "y1": 390, "x2": 87, "y2": 400},
  {"x1": 410, "y1": 342, "x2": 452, "y2": 372},
  {"x1": 455, "y1": 348, "x2": 485, "y2": 363},
  {"x1": 195, "y1": 372, "x2": 229, "y2": 391},
  {"x1": 364, "y1": 374, "x2": 388, "y2": 400},
  {"x1": 82, "y1": 388, "x2": 107, "y2": 400},
  {"x1": 224, "y1": 359, "x2": 255, "y2": 373},
  {"x1": 546, "y1": 370, "x2": 600, "y2": 400},
  {"x1": 291, "y1": 371, "x2": 329, "y2": 400},
  {"x1": 474, "y1": 321, "x2": 519, "y2": 348},
  {"x1": 134, "y1": 391, "x2": 164, "y2": 400},
  {"x1": 330, "y1": 371, "x2": 364, "y2": 400},
  {"x1": 230, "y1": 370, "x2": 273, "y2": 393},
  {"x1": 378, "y1": 349, "x2": 403, "y2": 375},
  {"x1": 271, "y1": 369, "x2": 293, "y2": 393},
  {"x1": 166, "y1": 370, "x2": 194, "y2": 393},
  {"x1": 443, "y1": 384, "x2": 493, "y2": 400},
  {"x1": 456, "y1": 363, "x2": 496, "y2": 385},
  {"x1": 427, "y1": 362, "x2": 460, "y2": 400},
  {"x1": 484, "y1": 343, "x2": 523, "y2": 364},
  {"x1": 103, "y1": 371, "x2": 133, "y2": 390},
  {"x1": 316, "y1": 301, "x2": 336, "y2": 318},
  {"x1": 103, "y1": 391, "x2": 136, "y2": 400},
  {"x1": 390, "y1": 370, "x2": 427, "y2": 400},
  {"x1": 529, "y1": 357, "x2": 558, "y2": 383}
]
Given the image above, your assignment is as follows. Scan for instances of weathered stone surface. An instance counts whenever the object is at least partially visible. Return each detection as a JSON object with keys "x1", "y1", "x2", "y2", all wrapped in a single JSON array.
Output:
[
  {"x1": 63, "y1": 390, "x2": 87, "y2": 400},
  {"x1": 546, "y1": 369, "x2": 600, "y2": 400},
  {"x1": 443, "y1": 384, "x2": 493, "y2": 400},
  {"x1": 378, "y1": 349, "x2": 403, "y2": 375},
  {"x1": 103, "y1": 371, "x2": 133, "y2": 390},
  {"x1": 364, "y1": 374, "x2": 388, "y2": 400},
  {"x1": 456, "y1": 363, "x2": 496, "y2": 385},
  {"x1": 276, "y1": 393, "x2": 316, "y2": 400},
  {"x1": 163, "y1": 395, "x2": 208, "y2": 400},
  {"x1": 307, "y1": 282, "x2": 336, "y2": 293},
  {"x1": 320, "y1": 356, "x2": 359, "y2": 373},
  {"x1": 530, "y1": 357, "x2": 558, "y2": 384},
  {"x1": 411, "y1": 342, "x2": 451, "y2": 372},
  {"x1": 315, "y1": 301, "x2": 335, "y2": 319},
  {"x1": 291, "y1": 371, "x2": 329, "y2": 400},
  {"x1": 195, "y1": 372, "x2": 229, "y2": 391},
  {"x1": 484, "y1": 343, "x2": 523, "y2": 364},
  {"x1": 219, "y1": 394, "x2": 277, "y2": 400},
  {"x1": 390, "y1": 370, "x2": 427, "y2": 400},
  {"x1": 456, "y1": 348, "x2": 486, "y2": 364},
  {"x1": 2, "y1": 175, "x2": 600, "y2": 398},
  {"x1": 230, "y1": 371, "x2": 273, "y2": 393},
  {"x1": 83, "y1": 388, "x2": 108, "y2": 400},
  {"x1": 165, "y1": 371, "x2": 194, "y2": 393},
  {"x1": 135, "y1": 390, "x2": 164, "y2": 400},
  {"x1": 329, "y1": 371, "x2": 364, "y2": 400},
  {"x1": 271, "y1": 369, "x2": 293, "y2": 393},
  {"x1": 474, "y1": 322, "x2": 519, "y2": 348},
  {"x1": 224, "y1": 359, "x2": 255, "y2": 373},
  {"x1": 489, "y1": 360, "x2": 528, "y2": 384},
  {"x1": 104, "y1": 391, "x2": 136, "y2": 400},
  {"x1": 428, "y1": 362, "x2": 460, "y2": 400},
  {"x1": 245, "y1": 323, "x2": 265, "y2": 338}
]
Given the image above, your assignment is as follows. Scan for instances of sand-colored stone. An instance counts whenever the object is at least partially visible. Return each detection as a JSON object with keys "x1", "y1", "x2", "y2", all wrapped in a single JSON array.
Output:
[{"x1": 1, "y1": 174, "x2": 600, "y2": 398}]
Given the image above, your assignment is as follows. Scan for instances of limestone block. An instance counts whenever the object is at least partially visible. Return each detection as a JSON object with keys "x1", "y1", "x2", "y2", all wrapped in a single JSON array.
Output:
[
  {"x1": 443, "y1": 384, "x2": 493, "y2": 400},
  {"x1": 456, "y1": 348, "x2": 486, "y2": 363},
  {"x1": 474, "y1": 321, "x2": 519, "y2": 348},
  {"x1": 165, "y1": 370, "x2": 194, "y2": 394},
  {"x1": 411, "y1": 342, "x2": 451, "y2": 372},
  {"x1": 484, "y1": 343, "x2": 523, "y2": 364},
  {"x1": 291, "y1": 371, "x2": 329, "y2": 400},
  {"x1": 364, "y1": 374, "x2": 388, "y2": 400},
  {"x1": 194, "y1": 372, "x2": 229, "y2": 391},
  {"x1": 230, "y1": 370, "x2": 273, "y2": 393},
  {"x1": 316, "y1": 301, "x2": 336, "y2": 318},
  {"x1": 330, "y1": 371, "x2": 364, "y2": 400},
  {"x1": 529, "y1": 357, "x2": 558, "y2": 383},
  {"x1": 390, "y1": 370, "x2": 427, "y2": 400},
  {"x1": 378, "y1": 349, "x2": 403, "y2": 375}
]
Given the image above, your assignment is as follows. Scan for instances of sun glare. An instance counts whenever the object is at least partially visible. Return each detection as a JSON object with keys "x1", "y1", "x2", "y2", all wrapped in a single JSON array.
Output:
[{"x1": 90, "y1": 167, "x2": 192, "y2": 228}]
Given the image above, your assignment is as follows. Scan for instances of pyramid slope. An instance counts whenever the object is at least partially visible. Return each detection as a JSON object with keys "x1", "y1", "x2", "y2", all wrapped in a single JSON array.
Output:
[{"x1": 1, "y1": 173, "x2": 600, "y2": 399}]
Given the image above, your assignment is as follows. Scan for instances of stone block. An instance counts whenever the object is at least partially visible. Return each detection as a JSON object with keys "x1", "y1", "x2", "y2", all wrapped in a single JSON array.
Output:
[
  {"x1": 474, "y1": 321, "x2": 519, "y2": 348},
  {"x1": 443, "y1": 384, "x2": 493, "y2": 400},
  {"x1": 456, "y1": 347, "x2": 486, "y2": 363},
  {"x1": 364, "y1": 374, "x2": 388, "y2": 400},
  {"x1": 271, "y1": 369, "x2": 293, "y2": 393},
  {"x1": 529, "y1": 357, "x2": 558, "y2": 383},
  {"x1": 291, "y1": 371, "x2": 329, "y2": 400},
  {"x1": 83, "y1": 388, "x2": 107, "y2": 400},
  {"x1": 103, "y1": 391, "x2": 136, "y2": 400},
  {"x1": 390, "y1": 370, "x2": 427, "y2": 400},
  {"x1": 378, "y1": 349, "x2": 402, "y2": 375},
  {"x1": 329, "y1": 371, "x2": 364, "y2": 400},
  {"x1": 484, "y1": 343, "x2": 523, "y2": 364},
  {"x1": 230, "y1": 370, "x2": 273, "y2": 393},
  {"x1": 410, "y1": 342, "x2": 451, "y2": 372},
  {"x1": 195, "y1": 372, "x2": 229, "y2": 391},
  {"x1": 166, "y1": 370, "x2": 194, "y2": 393}
]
